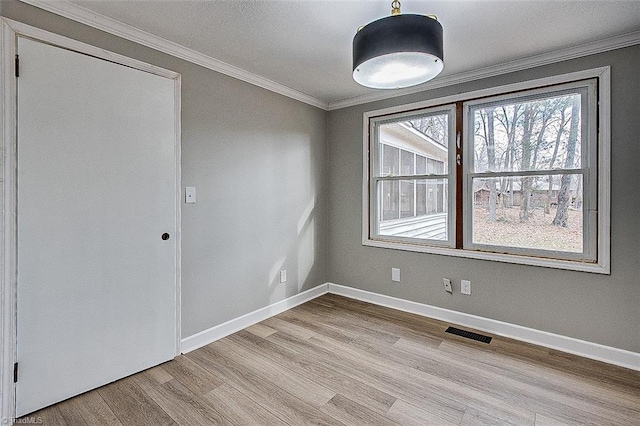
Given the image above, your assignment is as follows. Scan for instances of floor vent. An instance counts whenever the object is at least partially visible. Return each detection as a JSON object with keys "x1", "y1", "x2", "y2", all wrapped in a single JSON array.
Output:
[{"x1": 445, "y1": 326, "x2": 492, "y2": 344}]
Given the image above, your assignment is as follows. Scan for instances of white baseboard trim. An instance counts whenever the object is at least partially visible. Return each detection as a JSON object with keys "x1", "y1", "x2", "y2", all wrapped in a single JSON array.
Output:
[
  {"x1": 180, "y1": 281, "x2": 639, "y2": 371},
  {"x1": 180, "y1": 283, "x2": 328, "y2": 353},
  {"x1": 327, "y1": 283, "x2": 640, "y2": 371}
]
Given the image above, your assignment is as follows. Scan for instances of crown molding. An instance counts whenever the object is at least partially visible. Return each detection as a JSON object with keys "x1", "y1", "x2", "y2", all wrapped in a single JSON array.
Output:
[
  {"x1": 18, "y1": 1, "x2": 640, "y2": 112},
  {"x1": 18, "y1": 0, "x2": 330, "y2": 110},
  {"x1": 328, "y1": 29, "x2": 640, "y2": 110}
]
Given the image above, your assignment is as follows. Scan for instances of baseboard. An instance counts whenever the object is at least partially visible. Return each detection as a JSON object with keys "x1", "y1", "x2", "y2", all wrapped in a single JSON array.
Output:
[
  {"x1": 327, "y1": 283, "x2": 640, "y2": 371},
  {"x1": 180, "y1": 281, "x2": 639, "y2": 371},
  {"x1": 180, "y1": 283, "x2": 328, "y2": 353}
]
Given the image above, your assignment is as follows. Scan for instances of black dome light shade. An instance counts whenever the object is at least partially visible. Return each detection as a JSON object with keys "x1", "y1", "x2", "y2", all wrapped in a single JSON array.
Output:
[{"x1": 352, "y1": 3, "x2": 444, "y2": 89}]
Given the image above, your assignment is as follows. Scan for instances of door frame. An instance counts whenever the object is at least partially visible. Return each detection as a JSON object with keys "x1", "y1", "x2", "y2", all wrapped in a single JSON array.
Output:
[{"x1": 0, "y1": 18, "x2": 182, "y2": 422}]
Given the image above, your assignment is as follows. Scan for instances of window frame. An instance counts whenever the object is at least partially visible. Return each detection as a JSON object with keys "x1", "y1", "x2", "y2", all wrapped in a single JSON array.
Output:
[
  {"x1": 362, "y1": 67, "x2": 610, "y2": 274},
  {"x1": 368, "y1": 105, "x2": 457, "y2": 248},
  {"x1": 462, "y1": 80, "x2": 598, "y2": 262}
]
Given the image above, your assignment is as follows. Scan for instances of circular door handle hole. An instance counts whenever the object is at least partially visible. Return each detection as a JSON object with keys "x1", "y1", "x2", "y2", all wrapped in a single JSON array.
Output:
[{"x1": 162, "y1": 233, "x2": 170, "y2": 240}]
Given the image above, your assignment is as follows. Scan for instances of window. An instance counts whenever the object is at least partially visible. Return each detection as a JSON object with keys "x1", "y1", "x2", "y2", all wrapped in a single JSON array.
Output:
[
  {"x1": 370, "y1": 106, "x2": 455, "y2": 245},
  {"x1": 363, "y1": 68, "x2": 610, "y2": 273}
]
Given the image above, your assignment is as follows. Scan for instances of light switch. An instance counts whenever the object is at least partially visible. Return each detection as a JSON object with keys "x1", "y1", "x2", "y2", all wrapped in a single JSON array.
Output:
[{"x1": 185, "y1": 187, "x2": 196, "y2": 204}]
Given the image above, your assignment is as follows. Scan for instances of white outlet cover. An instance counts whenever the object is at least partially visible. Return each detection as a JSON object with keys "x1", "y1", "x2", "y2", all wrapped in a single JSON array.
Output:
[
  {"x1": 280, "y1": 270, "x2": 287, "y2": 283},
  {"x1": 391, "y1": 268, "x2": 400, "y2": 282},
  {"x1": 461, "y1": 279, "x2": 471, "y2": 295}
]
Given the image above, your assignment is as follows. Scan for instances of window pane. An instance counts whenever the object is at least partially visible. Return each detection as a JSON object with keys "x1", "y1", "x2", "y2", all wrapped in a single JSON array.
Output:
[
  {"x1": 381, "y1": 180, "x2": 399, "y2": 221},
  {"x1": 401, "y1": 150, "x2": 414, "y2": 175},
  {"x1": 416, "y1": 182, "x2": 427, "y2": 215},
  {"x1": 416, "y1": 155, "x2": 426, "y2": 174},
  {"x1": 381, "y1": 144, "x2": 399, "y2": 176},
  {"x1": 377, "y1": 112, "x2": 449, "y2": 177},
  {"x1": 400, "y1": 180, "x2": 414, "y2": 218},
  {"x1": 427, "y1": 182, "x2": 438, "y2": 214},
  {"x1": 437, "y1": 182, "x2": 446, "y2": 213},
  {"x1": 378, "y1": 179, "x2": 448, "y2": 241},
  {"x1": 472, "y1": 175, "x2": 583, "y2": 252},
  {"x1": 471, "y1": 93, "x2": 582, "y2": 173}
]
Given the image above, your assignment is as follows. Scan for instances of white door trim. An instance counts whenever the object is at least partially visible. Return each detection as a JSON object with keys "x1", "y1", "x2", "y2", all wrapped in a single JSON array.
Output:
[{"x1": 0, "y1": 18, "x2": 182, "y2": 423}]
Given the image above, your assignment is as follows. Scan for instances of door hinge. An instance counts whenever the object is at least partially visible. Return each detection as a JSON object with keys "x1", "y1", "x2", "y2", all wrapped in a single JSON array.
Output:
[
  {"x1": 13, "y1": 362, "x2": 18, "y2": 383},
  {"x1": 15, "y1": 55, "x2": 19, "y2": 78}
]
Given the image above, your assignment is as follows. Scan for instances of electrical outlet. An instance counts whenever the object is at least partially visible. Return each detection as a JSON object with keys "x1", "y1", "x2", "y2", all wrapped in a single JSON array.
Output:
[
  {"x1": 461, "y1": 279, "x2": 471, "y2": 295},
  {"x1": 280, "y1": 270, "x2": 287, "y2": 283},
  {"x1": 391, "y1": 268, "x2": 400, "y2": 282},
  {"x1": 443, "y1": 278, "x2": 453, "y2": 293}
]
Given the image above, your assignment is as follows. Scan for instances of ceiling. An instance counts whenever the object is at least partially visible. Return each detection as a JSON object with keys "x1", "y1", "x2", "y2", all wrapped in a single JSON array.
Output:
[{"x1": 30, "y1": 1, "x2": 640, "y2": 108}]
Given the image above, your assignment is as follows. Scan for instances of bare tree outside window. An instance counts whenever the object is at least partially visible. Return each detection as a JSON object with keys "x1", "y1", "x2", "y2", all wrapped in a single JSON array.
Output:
[{"x1": 470, "y1": 91, "x2": 584, "y2": 253}]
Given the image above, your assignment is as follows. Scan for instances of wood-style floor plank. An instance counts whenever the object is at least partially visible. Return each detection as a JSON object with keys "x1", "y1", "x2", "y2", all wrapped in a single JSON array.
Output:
[
  {"x1": 28, "y1": 405, "x2": 67, "y2": 425},
  {"x1": 160, "y1": 354, "x2": 224, "y2": 396},
  {"x1": 319, "y1": 394, "x2": 401, "y2": 426},
  {"x1": 187, "y1": 342, "x2": 344, "y2": 425},
  {"x1": 97, "y1": 377, "x2": 176, "y2": 426},
  {"x1": 133, "y1": 363, "x2": 174, "y2": 392},
  {"x1": 534, "y1": 412, "x2": 574, "y2": 426},
  {"x1": 202, "y1": 383, "x2": 288, "y2": 426},
  {"x1": 437, "y1": 339, "x2": 640, "y2": 418},
  {"x1": 229, "y1": 329, "x2": 398, "y2": 415},
  {"x1": 20, "y1": 294, "x2": 640, "y2": 425},
  {"x1": 62, "y1": 391, "x2": 122, "y2": 426},
  {"x1": 310, "y1": 332, "x2": 534, "y2": 424},
  {"x1": 262, "y1": 315, "x2": 318, "y2": 340},
  {"x1": 210, "y1": 335, "x2": 337, "y2": 409},
  {"x1": 387, "y1": 337, "x2": 628, "y2": 425},
  {"x1": 266, "y1": 326, "x2": 468, "y2": 423},
  {"x1": 386, "y1": 398, "x2": 460, "y2": 426},
  {"x1": 56, "y1": 402, "x2": 88, "y2": 426},
  {"x1": 143, "y1": 379, "x2": 231, "y2": 425},
  {"x1": 244, "y1": 322, "x2": 277, "y2": 338}
]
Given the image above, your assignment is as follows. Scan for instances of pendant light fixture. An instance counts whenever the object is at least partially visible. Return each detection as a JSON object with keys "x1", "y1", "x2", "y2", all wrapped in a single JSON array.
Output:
[{"x1": 352, "y1": 0, "x2": 444, "y2": 89}]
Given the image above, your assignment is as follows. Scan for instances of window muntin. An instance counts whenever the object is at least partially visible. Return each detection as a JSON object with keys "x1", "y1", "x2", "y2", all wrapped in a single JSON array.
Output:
[
  {"x1": 364, "y1": 70, "x2": 607, "y2": 273},
  {"x1": 370, "y1": 106, "x2": 456, "y2": 245}
]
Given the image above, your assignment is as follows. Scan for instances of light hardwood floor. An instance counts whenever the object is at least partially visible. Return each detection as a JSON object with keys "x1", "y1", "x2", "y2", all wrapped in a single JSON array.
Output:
[{"x1": 25, "y1": 294, "x2": 640, "y2": 425}]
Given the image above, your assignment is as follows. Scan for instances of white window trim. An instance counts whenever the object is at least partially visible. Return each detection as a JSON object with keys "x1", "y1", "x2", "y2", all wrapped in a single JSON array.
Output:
[
  {"x1": 362, "y1": 67, "x2": 611, "y2": 274},
  {"x1": 368, "y1": 105, "x2": 457, "y2": 248}
]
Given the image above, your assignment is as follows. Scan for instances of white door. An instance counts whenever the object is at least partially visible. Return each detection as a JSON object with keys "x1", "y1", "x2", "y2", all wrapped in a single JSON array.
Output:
[{"x1": 16, "y1": 37, "x2": 178, "y2": 416}]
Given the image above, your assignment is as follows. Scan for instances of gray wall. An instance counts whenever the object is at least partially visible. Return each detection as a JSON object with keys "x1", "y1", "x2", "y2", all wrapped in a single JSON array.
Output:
[
  {"x1": 3, "y1": 0, "x2": 638, "y2": 354},
  {"x1": 328, "y1": 45, "x2": 640, "y2": 353},
  {"x1": 1, "y1": 0, "x2": 328, "y2": 338}
]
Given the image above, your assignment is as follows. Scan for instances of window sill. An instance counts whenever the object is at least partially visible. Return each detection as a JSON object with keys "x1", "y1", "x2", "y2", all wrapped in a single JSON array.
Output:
[{"x1": 362, "y1": 238, "x2": 610, "y2": 274}]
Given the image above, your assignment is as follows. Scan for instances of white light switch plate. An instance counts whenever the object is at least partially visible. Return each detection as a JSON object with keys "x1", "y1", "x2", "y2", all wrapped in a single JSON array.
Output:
[
  {"x1": 391, "y1": 268, "x2": 400, "y2": 282},
  {"x1": 185, "y1": 186, "x2": 196, "y2": 203}
]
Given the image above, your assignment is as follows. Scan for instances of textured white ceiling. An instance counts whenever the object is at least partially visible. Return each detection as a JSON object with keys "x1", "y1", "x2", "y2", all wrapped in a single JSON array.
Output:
[{"x1": 66, "y1": 0, "x2": 640, "y2": 106}]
